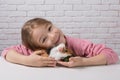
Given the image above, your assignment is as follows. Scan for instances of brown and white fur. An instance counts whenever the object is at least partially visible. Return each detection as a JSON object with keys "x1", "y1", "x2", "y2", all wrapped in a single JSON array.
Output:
[
  {"x1": 49, "y1": 43, "x2": 73, "y2": 60},
  {"x1": 39, "y1": 43, "x2": 73, "y2": 60}
]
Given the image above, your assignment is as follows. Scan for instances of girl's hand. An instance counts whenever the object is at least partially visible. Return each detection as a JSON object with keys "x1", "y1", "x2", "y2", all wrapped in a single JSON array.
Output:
[
  {"x1": 57, "y1": 56, "x2": 84, "y2": 67},
  {"x1": 25, "y1": 50, "x2": 56, "y2": 67}
]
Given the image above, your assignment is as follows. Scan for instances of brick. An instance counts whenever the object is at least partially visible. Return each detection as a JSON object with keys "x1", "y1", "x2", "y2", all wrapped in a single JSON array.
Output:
[
  {"x1": 82, "y1": 11, "x2": 100, "y2": 17},
  {"x1": 73, "y1": 17, "x2": 120, "y2": 22},
  {"x1": 49, "y1": 17, "x2": 73, "y2": 22},
  {"x1": 45, "y1": 0, "x2": 63, "y2": 4},
  {"x1": 114, "y1": 49, "x2": 120, "y2": 55},
  {"x1": 73, "y1": 5, "x2": 91, "y2": 11},
  {"x1": 108, "y1": 28, "x2": 120, "y2": 33},
  {"x1": 100, "y1": 22, "x2": 117, "y2": 28},
  {"x1": 114, "y1": 34, "x2": 120, "y2": 39},
  {"x1": 106, "y1": 44, "x2": 116, "y2": 49},
  {"x1": 11, "y1": 17, "x2": 32, "y2": 22},
  {"x1": 101, "y1": 11, "x2": 118, "y2": 17},
  {"x1": 69, "y1": 22, "x2": 99, "y2": 28},
  {"x1": 0, "y1": 23, "x2": 8, "y2": 28},
  {"x1": 0, "y1": 29, "x2": 20, "y2": 34},
  {"x1": 0, "y1": 34, "x2": 7, "y2": 39},
  {"x1": 61, "y1": 23, "x2": 80, "y2": 28},
  {"x1": 116, "y1": 44, "x2": 120, "y2": 48},
  {"x1": 65, "y1": 11, "x2": 82, "y2": 17},
  {"x1": 0, "y1": 5, "x2": 16, "y2": 10},
  {"x1": 0, "y1": 11, "x2": 8, "y2": 17},
  {"x1": 0, "y1": 40, "x2": 19, "y2": 45},
  {"x1": 17, "y1": 5, "x2": 35, "y2": 11},
  {"x1": 8, "y1": 11, "x2": 26, "y2": 17},
  {"x1": 110, "y1": 5, "x2": 120, "y2": 10},
  {"x1": 80, "y1": 34, "x2": 95, "y2": 39},
  {"x1": 70, "y1": 34, "x2": 80, "y2": 38},
  {"x1": 55, "y1": 5, "x2": 72, "y2": 11},
  {"x1": 92, "y1": 5, "x2": 109, "y2": 10},
  {"x1": 62, "y1": 29, "x2": 73, "y2": 34},
  {"x1": 117, "y1": 22, "x2": 120, "y2": 26},
  {"x1": 35, "y1": 5, "x2": 54, "y2": 11},
  {"x1": 106, "y1": 39, "x2": 120, "y2": 43},
  {"x1": 6, "y1": 34, "x2": 21, "y2": 40},
  {"x1": 92, "y1": 28, "x2": 109, "y2": 33},
  {"x1": 0, "y1": 17, "x2": 9, "y2": 22},
  {"x1": 72, "y1": 28, "x2": 92, "y2": 34},
  {"x1": 0, "y1": 0, "x2": 5, "y2": 4},
  {"x1": 89, "y1": 39, "x2": 106, "y2": 43},
  {"x1": 94, "y1": 34, "x2": 112, "y2": 39},
  {"x1": 64, "y1": 0, "x2": 82, "y2": 4},
  {"x1": 102, "y1": 0, "x2": 119, "y2": 5},
  {"x1": 7, "y1": 17, "x2": 17, "y2": 23},
  {"x1": 119, "y1": 11, "x2": 120, "y2": 17},
  {"x1": 46, "y1": 11, "x2": 64, "y2": 17},
  {"x1": 5, "y1": 0, "x2": 24, "y2": 4},
  {"x1": 25, "y1": 0, "x2": 44, "y2": 4},
  {"x1": 27, "y1": 11, "x2": 45, "y2": 16},
  {"x1": 8, "y1": 23, "x2": 23, "y2": 29},
  {"x1": 83, "y1": 0, "x2": 101, "y2": 4}
]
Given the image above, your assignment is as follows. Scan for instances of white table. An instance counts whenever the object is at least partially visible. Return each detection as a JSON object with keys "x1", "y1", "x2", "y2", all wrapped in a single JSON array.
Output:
[{"x1": 0, "y1": 57, "x2": 120, "y2": 80}]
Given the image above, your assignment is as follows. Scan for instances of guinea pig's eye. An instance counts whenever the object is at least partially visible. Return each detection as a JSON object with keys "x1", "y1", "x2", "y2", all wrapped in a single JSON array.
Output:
[{"x1": 64, "y1": 49, "x2": 68, "y2": 52}]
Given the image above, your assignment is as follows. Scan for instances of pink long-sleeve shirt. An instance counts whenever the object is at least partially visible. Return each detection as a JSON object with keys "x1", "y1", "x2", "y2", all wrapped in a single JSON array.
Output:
[{"x1": 1, "y1": 36, "x2": 119, "y2": 64}]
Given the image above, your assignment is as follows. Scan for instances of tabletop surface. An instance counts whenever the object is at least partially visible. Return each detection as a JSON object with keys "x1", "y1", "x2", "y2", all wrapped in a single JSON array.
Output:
[{"x1": 0, "y1": 57, "x2": 120, "y2": 80}]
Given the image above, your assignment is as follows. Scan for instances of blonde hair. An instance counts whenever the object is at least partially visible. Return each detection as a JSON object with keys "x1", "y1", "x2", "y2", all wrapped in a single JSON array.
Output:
[{"x1": 21, "y1": 18, "x2": 51, "y2": 51}]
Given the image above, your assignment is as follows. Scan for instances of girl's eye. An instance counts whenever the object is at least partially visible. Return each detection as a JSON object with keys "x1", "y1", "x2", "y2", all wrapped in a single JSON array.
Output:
[
  {"x1": 42, "y1": 37, "x2": 47, "y2": 43},
  {"x1": 48, "y1": 26, "x2": 52, "y2": 31}
]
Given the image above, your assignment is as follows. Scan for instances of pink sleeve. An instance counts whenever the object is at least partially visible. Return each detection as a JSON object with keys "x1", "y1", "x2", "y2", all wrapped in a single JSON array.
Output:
[
  {"x1": 1, "y1": 44, "x2": 33, "y2": 59},
  {"x1": 80, "y1": 40, "x2": 119, "y2": 64},
  {"x1": 66, "y1": 36, "x2": 119, "y2": 65}
]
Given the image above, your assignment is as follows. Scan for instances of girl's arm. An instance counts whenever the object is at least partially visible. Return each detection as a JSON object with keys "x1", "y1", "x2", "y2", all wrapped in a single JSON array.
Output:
[
  {"x1": 5, "y1": 49, "x2": 27, "y2": 65},
  {"x1": 57, "y1": 53, "x2": 107, "y2": 67},
  {"x1": 5, "y1": 49, "x2": 56, "y2": 67},
  {"x1": 82, "y1": 53, "x2": 107, "y2": 66}
]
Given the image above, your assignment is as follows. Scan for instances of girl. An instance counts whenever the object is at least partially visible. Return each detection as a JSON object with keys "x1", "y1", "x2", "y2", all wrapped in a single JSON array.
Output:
[{"x1": 1, "y1": 18, "x2": 119, "y2": 67}]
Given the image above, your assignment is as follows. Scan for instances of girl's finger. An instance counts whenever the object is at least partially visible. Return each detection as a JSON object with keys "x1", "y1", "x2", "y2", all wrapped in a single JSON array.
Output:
[
  {"x1": 42, "y1": 62, "x2": 56, "y2": 67},
  {"x1": 43, "y1": 60, "x2": 56, "y2": 64},
  {"x1": 34, "y1": 50, "x2": 42, "y2": 55},
  {"x1": 57, "y1": 61, "x2": 69, "y2": 67},
  {"x1": 47, "y1": 63, "x2": 56, "y2": 67},
  {"x1": 41, "y1": 57, "x2": 55, "y2": 61}
]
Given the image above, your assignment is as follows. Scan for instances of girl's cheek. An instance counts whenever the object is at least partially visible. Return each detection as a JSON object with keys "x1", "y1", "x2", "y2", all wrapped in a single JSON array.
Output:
[{"x1": 46, "y1": 41, "x2": 54, "y2": 48}]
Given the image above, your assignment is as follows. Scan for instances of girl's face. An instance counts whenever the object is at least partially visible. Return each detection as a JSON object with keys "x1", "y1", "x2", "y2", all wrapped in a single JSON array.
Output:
[{"x1": 32, "y1": 24, "x2": 66, "y2": 49}]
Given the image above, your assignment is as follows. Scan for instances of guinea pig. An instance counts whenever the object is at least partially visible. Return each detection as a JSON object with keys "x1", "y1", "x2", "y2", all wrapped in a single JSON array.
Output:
[
  {"x1": 49, "y1": 43, "x2": 73, "y2": 61},
  {"x1": 38, "y1": 43, "x2": 73, "y2": 62}
]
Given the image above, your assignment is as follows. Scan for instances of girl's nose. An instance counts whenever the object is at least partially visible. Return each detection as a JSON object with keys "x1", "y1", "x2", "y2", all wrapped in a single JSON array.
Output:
[
  {"x1": 48, "y1": 32, "x2": 56, "y2": 41},
  {"x1": 48, "y1": 28, "x2": 58, "y2": 42}
]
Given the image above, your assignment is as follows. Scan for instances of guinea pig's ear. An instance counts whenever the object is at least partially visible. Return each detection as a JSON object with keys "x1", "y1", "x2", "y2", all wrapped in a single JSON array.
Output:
[{"x1": 66, "y1": 48, "x2": 73, "y2": 54}]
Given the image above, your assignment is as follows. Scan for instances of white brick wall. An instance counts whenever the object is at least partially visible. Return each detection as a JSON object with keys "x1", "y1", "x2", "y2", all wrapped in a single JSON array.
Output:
[{"x1": 0, "y1": 0, "x2": 120, "y2": 55}]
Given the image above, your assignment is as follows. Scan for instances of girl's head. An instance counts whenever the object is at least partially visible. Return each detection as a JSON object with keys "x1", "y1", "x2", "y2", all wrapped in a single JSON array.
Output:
[{"x1": 21, "y1": 18, "x2": 66, "y2": 51}]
